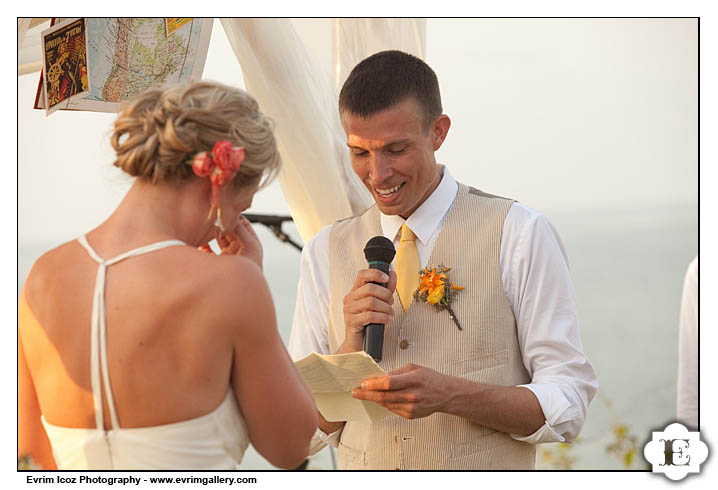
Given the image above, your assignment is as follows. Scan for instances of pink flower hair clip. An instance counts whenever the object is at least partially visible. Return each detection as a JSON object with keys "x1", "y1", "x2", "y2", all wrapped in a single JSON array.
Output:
[{"x1": 187, "y1": 140, "x2": 245, "y2": 230}]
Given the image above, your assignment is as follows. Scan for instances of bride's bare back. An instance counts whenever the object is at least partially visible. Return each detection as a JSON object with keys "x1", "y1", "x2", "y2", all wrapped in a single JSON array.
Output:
[{"x1": 21, "y1": 238, "x2": 239, "y2": 430}]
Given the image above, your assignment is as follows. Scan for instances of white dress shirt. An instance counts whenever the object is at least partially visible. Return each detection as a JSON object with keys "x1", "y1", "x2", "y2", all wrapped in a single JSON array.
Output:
[
  {"x1": 289, "y1": 167, "x2": 598, "y2": 446},
  {"x1": 676, "y1": 256, "x2": 698, "y2": 429}
]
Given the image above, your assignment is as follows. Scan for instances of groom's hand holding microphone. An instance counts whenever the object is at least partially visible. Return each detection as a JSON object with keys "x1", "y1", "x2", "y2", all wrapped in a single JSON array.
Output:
[
  {"x1": 337, "y1": 237, "x2": 397, "y2": 356},
  {"x1": 318, "y1": 237, "x2": 396, "y2": 436}
]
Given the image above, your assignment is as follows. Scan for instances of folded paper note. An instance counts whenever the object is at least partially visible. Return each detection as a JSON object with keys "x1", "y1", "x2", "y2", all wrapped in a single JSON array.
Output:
[{"x1": 294, "y1": 351, "x2": 392, "y2": 423}]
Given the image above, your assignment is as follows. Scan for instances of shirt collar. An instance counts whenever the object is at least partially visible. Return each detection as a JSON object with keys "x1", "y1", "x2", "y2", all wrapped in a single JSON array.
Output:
[{"x1": 380, "y1": 165, "x2": 458, "y2": 245}]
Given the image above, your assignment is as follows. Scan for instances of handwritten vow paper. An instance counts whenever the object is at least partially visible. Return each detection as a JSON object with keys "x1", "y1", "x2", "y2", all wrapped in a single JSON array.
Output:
[{"x1": 294, "y1": 351, "x2": 392, "y2": 423}]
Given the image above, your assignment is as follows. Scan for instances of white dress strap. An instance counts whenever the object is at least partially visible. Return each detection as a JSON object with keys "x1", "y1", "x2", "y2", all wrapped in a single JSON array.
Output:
[{"x1": 77, "y1": 235, "x2": 186, "y2": 430}]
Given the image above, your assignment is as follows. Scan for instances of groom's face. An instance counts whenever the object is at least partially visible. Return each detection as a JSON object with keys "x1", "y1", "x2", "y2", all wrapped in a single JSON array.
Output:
[{"x1": 342, "y1": 98, "x2": 445, "y2": 219}]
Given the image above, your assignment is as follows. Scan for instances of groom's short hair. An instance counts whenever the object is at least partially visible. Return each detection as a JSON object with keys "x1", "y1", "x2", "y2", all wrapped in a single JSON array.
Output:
[{"x1": 339, "y1": 50, "x2": 442, "y2": 131}]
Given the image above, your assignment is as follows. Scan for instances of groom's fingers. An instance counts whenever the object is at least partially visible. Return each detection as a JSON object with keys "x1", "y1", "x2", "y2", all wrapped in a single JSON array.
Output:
[
  {"x1": 343, "y1": 286, "x2": 394, "y2": 329},
  {"x1": 350, "y1": 269, "x2": 391, "y2": 292},
  {"x1": 352, "y1": 389, "x2": 413, "y2": 405},
  {"x1": 350, "y1": 310, "x2": 394, "y2": 331},
  {"x1": 345, "y1": 294, "x2": 395, "y2": 316},
  {"x1": 349, "y1": 271, "x2": 394, "y2": 305},
  {"x1": 387, "y1": 363, "x2": 420, "y2": 376},
  {"x1": 343, "y1": 292, "x2": 394, "y2": 329},
  {"x1": 359, "y1": 370, "x2": 416, "y2": 392},
  {"x1": 386, "y1": 270, "x2": 397, "y2": 294}
]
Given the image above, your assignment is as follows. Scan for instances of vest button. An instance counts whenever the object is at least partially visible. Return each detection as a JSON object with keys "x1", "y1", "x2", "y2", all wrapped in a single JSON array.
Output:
[{"x1": 399, "y1": 340, "x2": 409, "y2": 349}]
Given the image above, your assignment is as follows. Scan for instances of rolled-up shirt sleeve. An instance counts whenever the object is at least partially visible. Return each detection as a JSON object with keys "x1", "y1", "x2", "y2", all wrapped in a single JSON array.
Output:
[
  {"x1": 308, "y1": 425, "x2": 343, "y2": 456},
  {"x1": 676, "y1": 256, "x2": 698, "y2": 430},
  {"x1": 502, "y1": 204, "x2": 598, "y2": 444}
]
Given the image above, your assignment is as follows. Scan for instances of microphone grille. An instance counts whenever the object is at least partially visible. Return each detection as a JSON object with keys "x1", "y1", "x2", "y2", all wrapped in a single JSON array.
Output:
[{"x1": 364, "y1": 236, "x2": 396, "y2": 263}]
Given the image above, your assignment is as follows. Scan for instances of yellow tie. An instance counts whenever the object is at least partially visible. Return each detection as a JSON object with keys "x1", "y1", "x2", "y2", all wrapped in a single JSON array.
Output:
[{"x1": 396, "y1": 224, "x2": 420, "y2": 312}]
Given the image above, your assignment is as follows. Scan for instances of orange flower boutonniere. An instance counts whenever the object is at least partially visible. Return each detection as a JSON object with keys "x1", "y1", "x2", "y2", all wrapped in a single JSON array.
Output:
[{"x1": 414, "y1": 265, "x2": 464, "y2": 330}]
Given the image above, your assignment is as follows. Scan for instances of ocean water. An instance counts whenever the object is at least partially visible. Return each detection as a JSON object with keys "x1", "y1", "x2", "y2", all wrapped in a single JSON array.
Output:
[
  {"x1": 544, "y1": 203, "x2": 697, "y2": 469},
  {"x1": 17, "y1": 203, "x2": 698, "y2": 470}
]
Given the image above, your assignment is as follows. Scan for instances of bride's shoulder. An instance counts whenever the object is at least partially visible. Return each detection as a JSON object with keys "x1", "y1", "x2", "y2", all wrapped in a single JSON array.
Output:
[
  {"x1": 23, "y1": 240, "x2": 89, "y2": 297},
  {"x1": 174, "y1": 251, "x2": 269, "y2": 305},
  {"x1": 173, "y1": 252, "x2": 273, "y2": 334}
]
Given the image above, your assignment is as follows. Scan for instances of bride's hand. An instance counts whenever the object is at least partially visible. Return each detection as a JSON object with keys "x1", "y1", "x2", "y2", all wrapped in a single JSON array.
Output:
[
  {"x1": 216, "y1": 215, "x2": 263, "y2": 270},
  {"x1": 198, "y1": 244, "x2": 214, "y2": 254}
]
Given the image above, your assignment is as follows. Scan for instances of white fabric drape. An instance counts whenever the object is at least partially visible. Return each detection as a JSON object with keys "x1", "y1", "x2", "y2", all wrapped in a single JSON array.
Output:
[
  {"x1": 333, "y1": 18, "x2": 427, "y2": 90},
  {"x1": 18, "y1": 18, "x2": 31, "y2": 54},
  {"x1": 18, "y1": 18, "x2": 50, "y2": 75},
  {"x1": 220, "y1": 18, "x2": 427, "y2": 242},
  {"x1": 220, "y1": 18, "x2": 372, "y2": 242}
]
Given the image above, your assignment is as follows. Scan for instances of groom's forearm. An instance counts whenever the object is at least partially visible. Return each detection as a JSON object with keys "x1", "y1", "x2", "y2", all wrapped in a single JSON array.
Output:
[{"x1": 441, "y1": 376, "x2": 546, "y2": 437}]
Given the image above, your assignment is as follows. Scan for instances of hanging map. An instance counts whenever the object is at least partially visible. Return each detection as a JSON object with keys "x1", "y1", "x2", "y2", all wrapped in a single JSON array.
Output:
[{"x1": 36, "y1": 18, "x2": 213, "y2": 114}]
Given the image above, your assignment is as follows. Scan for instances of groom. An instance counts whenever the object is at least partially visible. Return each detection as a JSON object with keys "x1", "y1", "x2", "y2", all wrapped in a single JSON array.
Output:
[{"x1": 288, "y1": 50, "x2": 598, "y2": 469}]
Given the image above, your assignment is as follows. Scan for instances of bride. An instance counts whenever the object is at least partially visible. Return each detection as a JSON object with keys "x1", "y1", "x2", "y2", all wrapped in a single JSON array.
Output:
[{"x1": 18, "y1": 81, "x2": 317, "y2": 470}]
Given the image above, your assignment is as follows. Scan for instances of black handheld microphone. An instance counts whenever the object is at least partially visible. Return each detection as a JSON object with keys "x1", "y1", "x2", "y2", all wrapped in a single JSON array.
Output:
[{"x1": 362, "y1": 236, "x2": 396, "y2": 362}]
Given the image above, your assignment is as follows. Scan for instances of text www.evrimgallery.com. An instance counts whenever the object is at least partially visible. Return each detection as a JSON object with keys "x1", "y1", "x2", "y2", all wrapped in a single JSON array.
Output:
[{"x1": 25, "y1": 475, "x2": 258, "y2": 486}]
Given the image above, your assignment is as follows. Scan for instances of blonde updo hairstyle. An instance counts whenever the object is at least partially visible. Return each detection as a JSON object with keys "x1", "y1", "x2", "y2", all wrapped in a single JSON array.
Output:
[{"x1": 111, "y1": 81, "x2": 281, "y2": 192}]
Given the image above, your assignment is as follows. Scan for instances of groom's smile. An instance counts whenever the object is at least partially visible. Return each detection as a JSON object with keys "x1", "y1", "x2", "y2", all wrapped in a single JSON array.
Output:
[{"x1": 374, "y1": 182, "x2": 405, "y2": 203}]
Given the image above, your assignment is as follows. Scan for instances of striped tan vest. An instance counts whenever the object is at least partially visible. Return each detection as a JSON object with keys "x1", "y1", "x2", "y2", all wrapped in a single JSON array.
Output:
[{"x1": 327, "y1": 183, "x2": 535, "y2": 470}]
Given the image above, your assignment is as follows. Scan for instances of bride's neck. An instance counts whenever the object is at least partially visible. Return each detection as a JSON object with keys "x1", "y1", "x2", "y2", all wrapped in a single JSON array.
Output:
[{"x1": 99, "y1": 179, "x2": 211, "y2": 247}]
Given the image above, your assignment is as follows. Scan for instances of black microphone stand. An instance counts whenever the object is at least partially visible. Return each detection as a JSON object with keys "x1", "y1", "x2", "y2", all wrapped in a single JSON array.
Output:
[{"x1": 243, "y1": 213, "x2": 303, "y2": 252}]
